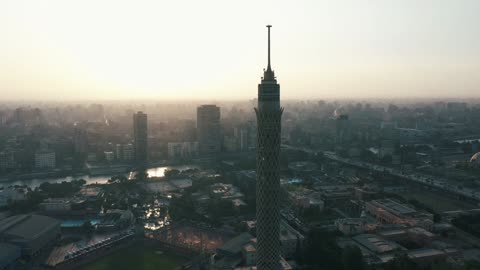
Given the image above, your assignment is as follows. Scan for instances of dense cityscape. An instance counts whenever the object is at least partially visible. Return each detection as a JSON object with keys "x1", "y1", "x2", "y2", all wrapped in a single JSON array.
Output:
[
  {"x1": 3, "y1": 1, "x2": 480, "y2": 270},
  {"x1": 4, "y1": 89, "x2": 480, "y2": 269}
]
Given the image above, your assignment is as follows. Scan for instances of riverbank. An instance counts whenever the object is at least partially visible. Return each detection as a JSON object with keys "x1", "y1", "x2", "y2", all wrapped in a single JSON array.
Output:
[{"x1": 0, "y1": 165, "x2": 200, "y2": 188}]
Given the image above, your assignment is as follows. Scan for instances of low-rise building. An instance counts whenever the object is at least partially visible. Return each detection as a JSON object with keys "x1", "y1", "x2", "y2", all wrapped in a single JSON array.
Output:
[
  {"x1": 378, "y1": 227, "x2": 437, "y2": 246},
  {"x1": 217, "y1": 232, "x2": 254, "y2": 258},
  {"x1": 315, "y1": 185, "x2": 353, "y2": 207},
  {"x1": 288, "y1": 188, "x2": 325, "y2": 210},
  {"x1": 365, "y1": 199, "x2": 433, "y2": 229},
  {"x1": 214, "y1": 231, "x2": 293, "y2": 270},
  {"x1": 242, "y1": 243, "x2": 256, "y2": 266},
  {"x1": 78, "y1": 186, "x2": 103, "y2": 201},
  {"x1": 39, "y1": 198, "x2": 72, "y2": 212},
  {"x1": 335, "y1": 218, "x2": 377, "y2": 235},
  {"x1": 39, "y1": 198, "x2": 86, "y2": 212},
  {"x1": 407, "y1": 248, "x2": 456, "y2": 267},
  {"x1": 354, "y1": 186, "x2": 379, "y2": 200},
  {"x1": 0, "y1": 189, "x2": 26, "y2": 207},
  {"x1": 352, "y1": 233, "x2": 405, "y2": 255},
  {"x1": 0, "y1": 243, "x2": 21, "y2": 270},
  {"x1": 210, "y1": 183, "x2": 244, "y2": 200},
  {"x1": 0, "y1": 214, "x2": 60, "y2": 256},
  {"x1": 280, "y1": 221, "x2": 304, "y2": 258}
]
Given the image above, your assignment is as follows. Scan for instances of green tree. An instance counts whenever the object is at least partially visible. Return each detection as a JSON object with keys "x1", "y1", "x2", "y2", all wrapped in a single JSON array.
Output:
[
  {"x1": 134, "y1": 171, "x2": 149, "y2": 181},
  {"x1": 169, "y1": 193, "x2": 195, "y2": 220},
  {"x1": 302, "y1": 229, "x2": 343, "y2": 270},
  {"x1": 342, "y1": 245, "x2": 365, "y2": 270},
  {"x1": 81, "y1": 220, "x2": 95, "y2": 235},
  {"x1": 384, "y1": 253, "x2": 416, "y2": 270},
  {"x1": 164, "y1": 169, "x2": 180, "y2": 178}
]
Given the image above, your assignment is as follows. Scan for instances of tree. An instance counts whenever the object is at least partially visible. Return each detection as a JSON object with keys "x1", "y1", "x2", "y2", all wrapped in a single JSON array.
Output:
[
  {"x1": 384, "y1": 253, "x2": 416, "y2": 270},
  {"x1": 169, "y1": 193, "x2": 195, "y2": 220},
  {"x1": 76, "y1": 179, "x2": 87, "y2": 186},
  {"x1": 134, "y1": 171, "x2": 149, "y2": 181},
  {"x1": 39, "y1": 181, "x2": 83, "y2": 198},
  {"x1": 381, "y1": 154, "x2": 393, "y2": 164},
  {"x1": 164, "y1": 169, "x2": 180, "y2": 178},
  {"x1": 342, "y1": 245, "x2": 365, "y2": 270},
  {"x1": 302, "y1": 229, "x2": 343, "y2": 270},
  {"x1": 81, "y1": 221, "x2": 95, "y2": 235},
  {"x1": 108, "y1": 175, "x2": 128, "y2": 183}
]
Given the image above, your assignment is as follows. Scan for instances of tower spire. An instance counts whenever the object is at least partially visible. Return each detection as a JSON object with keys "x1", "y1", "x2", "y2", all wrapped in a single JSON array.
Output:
[
  {"x1": 267, "y1": 25, "x2": 272, "y2": 71},
  {"x1": 263, "y1": 25, "x2": 275, "y2": 81}
]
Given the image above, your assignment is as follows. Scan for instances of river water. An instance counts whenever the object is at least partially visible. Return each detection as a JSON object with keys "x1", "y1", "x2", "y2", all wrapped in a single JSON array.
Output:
[{"x1": 0, "y1": 165, "x2": 199, "y2": 188}]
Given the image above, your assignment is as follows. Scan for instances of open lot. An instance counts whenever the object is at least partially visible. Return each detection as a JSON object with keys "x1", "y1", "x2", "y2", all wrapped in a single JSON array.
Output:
[
  {"x1": 79, "y1": 244, "x2": 186, "y2": 270},
  {"x1": 152, "y1": 224, "x2": 233, "y2": 252}
]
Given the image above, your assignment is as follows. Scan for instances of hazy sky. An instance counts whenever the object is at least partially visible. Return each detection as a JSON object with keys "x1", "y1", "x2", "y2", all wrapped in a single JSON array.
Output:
[{"x1": 1, "y1": 0, "x2": 480, "y2": 100}]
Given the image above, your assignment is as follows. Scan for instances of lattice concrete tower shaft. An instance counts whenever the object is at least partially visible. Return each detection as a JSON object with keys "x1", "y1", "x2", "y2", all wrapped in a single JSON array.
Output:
[{"x1": 255, "y1": 25, "x2": 283, "y2": 270}]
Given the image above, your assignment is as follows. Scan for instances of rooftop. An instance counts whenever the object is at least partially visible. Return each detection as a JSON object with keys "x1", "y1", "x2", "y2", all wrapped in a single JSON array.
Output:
[
  {"x1": 353, "y1": 234, "x2": 404, "y2": 254},
  {"x1": 217, "y1": 232, "x2": 253, "y2": 256},
  {"x1": 408, "y1": 248, "x2": 444, "y2": 259},
  {"x1": 370, "y1": 199, "x2": 416, "y2": 215},
  {"x1": 0, "y1": 214, "x2": 60, "y2": 240},
  {"x1": 243, "y1": 243, "x2": 256, "y2": 252},
  {"x1": 79, "y1": 187, "x2": 103, "y2": 197},
  {"x1": 0, "y1": 243, "x2": 20, "y2": 266}
]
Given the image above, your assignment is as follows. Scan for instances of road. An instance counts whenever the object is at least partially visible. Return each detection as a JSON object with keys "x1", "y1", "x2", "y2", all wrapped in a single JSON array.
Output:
[{"x1": 282, "y1": 144, "x2": 480, "y2": 202}]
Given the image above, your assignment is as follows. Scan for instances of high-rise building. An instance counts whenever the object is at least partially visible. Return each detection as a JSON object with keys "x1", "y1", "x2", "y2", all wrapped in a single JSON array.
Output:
[
  {"x1": 335, "y1": 114, "x2": 350, "y2": 147},
  {"x1": 167, "y1": 141, "x2": 199, "y2": 161},
  {"x1": 255, "y1": 25, "x2": 283, "y2": 270},
  {"x1": 197, "y1": 105, "x2": 221, "y2": 155},
  {"x1": 115, "y1": 144, "x2": 123, "y2": 160},
  {"x1": 34, "y1": 150, "x2": 56, "y2": 169},
  {"x1": 234, "y1": 122, "x2": 255, "y2": 151},
  {"x1": 73, "y1": 126, "x2": 88, "y2": 156},
  {"x1": 123, "y1": 144, "x2": 134, "y2": 161},
  {"x1": 133, "y1": 111, "x2": 148, "y2": 164},
  {"x1": 104, "y1": 151, "x2": 115, "y2": 162},
  {"x1": 0, "y1": 151, "x2": 16, "y2": 171}
]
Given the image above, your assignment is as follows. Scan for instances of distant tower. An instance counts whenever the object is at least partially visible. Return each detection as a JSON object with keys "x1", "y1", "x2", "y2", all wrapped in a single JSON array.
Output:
[
  {"x1": 255, "y1": 25, "x2": 283, "y2": 270},
  {"x1": 133, "y1": 111, "x2": 148, "y2": 164},
  {"x1": 197, "y1": 105, "x2": 221, "y2": 156},
  {"x1": 335, "y1": 113, "x2": 350, "y2": 146},
  {"x1": 73, "y1": 126, "x2": 88, "y2": 155}
]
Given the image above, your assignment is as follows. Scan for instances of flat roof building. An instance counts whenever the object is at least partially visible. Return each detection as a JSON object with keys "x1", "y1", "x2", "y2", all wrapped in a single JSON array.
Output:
[
  {"x1": 217, "y1": 232, "x2": 254, "y2": 257},
  {"x1": 0, "y1": 243, "x2": 21, "y2": 270},
  {"x1": 366, "y1": 199, "x2": 433, "y2": 229},
  {"x1": 352, "y1": 234, "x2": 405, "y2": 254},
  {"x1": 0, "y1": 214, "x2": 60, "y2": 256}
]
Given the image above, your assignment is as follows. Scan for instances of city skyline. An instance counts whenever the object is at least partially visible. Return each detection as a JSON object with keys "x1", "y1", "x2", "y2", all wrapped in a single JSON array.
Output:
[
  {"x1": 3, "y1": 2, "x2": 480, "y2": 270},
  {"x1": 2, "y1": 0, "x2": 480, "y2": 101}
]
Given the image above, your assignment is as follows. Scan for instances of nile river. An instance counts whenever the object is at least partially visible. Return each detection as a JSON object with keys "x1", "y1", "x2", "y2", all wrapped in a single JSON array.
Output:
[{"x1": 0, "y1": 165, "x2": 199, "y2": 188}]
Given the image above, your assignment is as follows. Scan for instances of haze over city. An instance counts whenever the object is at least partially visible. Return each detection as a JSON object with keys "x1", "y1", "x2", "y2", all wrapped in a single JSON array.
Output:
[
  {"x1": 2, "y1": 0, "x2": 480, "y2": 100},
  {"x1": 4, "y1": 1, "x2": 480, "y2": 270}
]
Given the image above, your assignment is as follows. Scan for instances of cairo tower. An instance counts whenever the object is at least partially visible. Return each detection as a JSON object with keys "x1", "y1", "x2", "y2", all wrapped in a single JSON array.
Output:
[{"x1": 255, "y1": 25, "x2": 283, "y2": 270}]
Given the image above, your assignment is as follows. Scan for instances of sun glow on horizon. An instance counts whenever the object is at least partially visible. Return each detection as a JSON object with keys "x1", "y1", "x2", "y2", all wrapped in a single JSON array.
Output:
[{"x1": 2, "y1": 0, "x2": 480, "y2": 100}]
